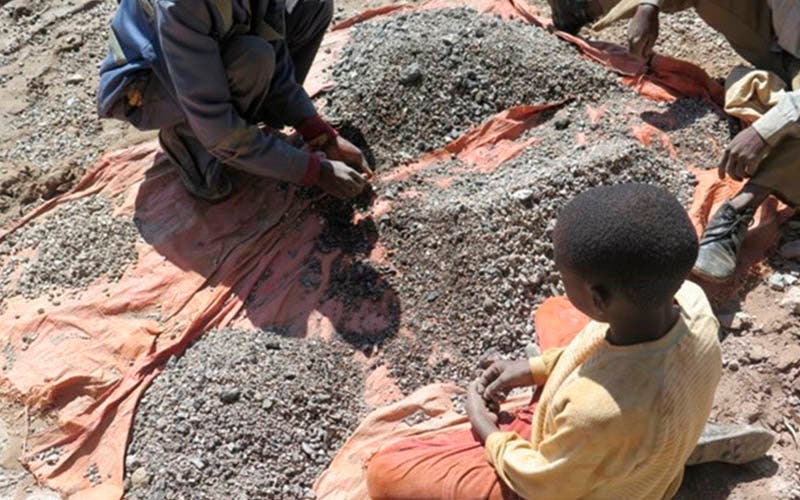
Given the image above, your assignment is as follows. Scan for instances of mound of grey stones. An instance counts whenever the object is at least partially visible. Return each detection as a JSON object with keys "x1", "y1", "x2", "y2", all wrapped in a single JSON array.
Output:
[
  {"x1": 126, "y1": 330, "x2": 365, "y2": 500},
  {"x1": 0, "y1": 195, "x2": 139, "y2": 304},
  {"x1": 325, "y1": 8, "x2": 617, "y2": 165},
  {"x1": 377, "y1": 131, "x2": 697, "y2": 392}
]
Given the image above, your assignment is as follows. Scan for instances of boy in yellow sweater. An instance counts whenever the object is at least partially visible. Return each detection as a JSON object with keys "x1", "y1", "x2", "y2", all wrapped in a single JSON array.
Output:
[{"x1": 367, "y1": 184, "x2": 773, "y2": 499}]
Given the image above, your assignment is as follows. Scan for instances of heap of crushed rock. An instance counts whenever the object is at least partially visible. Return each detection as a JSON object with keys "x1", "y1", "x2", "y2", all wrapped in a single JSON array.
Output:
[
  {"x1": 126, "y1": 329, "x2": 365, "y2": 500},
  {"x1": 0, "y1": 196, "x2": 139, "y2": 305},
  {"x1": 324, "y1": 8, "x2": 618, "y2": 165},
  {"x1": 377, "y1": 132, "x2": 698, "y2": 391}
]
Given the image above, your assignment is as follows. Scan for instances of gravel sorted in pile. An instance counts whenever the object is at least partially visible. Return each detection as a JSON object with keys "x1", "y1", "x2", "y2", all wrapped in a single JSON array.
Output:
[
  {"x1": 126, "y1": 329, "x2": 365, "y2": 500},
  {"x1": 0, "y1": 195, "x2": 139, "y2": 303},
  {"x1": 324, "y1": 8, "x2": 618, "y2": 166},
  {"x1": 374, "y1": 129, "x2": 697, "y2": 392}
]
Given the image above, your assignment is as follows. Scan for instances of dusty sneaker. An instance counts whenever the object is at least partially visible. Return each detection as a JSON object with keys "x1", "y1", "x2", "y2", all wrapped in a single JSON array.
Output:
[
  {"x1": 686, "y1": 423, "x2": 774, "y2": 466},
  {"x1": 692, "y1": 202, "x2": 755, "y2": 282},
  {"x1": 159, "y1": 125, "x2": 232, "y2": 203}
]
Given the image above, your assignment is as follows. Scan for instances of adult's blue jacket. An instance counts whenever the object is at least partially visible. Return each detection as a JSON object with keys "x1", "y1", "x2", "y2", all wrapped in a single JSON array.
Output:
[{"x1": 97, "y1": 0, "x2": 318, "y2": 184}]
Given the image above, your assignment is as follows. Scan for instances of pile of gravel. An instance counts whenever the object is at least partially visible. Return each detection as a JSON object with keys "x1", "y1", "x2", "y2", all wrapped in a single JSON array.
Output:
[
  {"x1": 373, "y1": 127, "x2": 698, "y2": 391},
  {"x1": 324, "y1": 8, "x2": 617, "y2": 166},
  {"x1": 0, "y1": 195, "x2": 139, "y2": 303},
  {"x1": 126, "y1": 329, "x2": 365, "y2": 500}
]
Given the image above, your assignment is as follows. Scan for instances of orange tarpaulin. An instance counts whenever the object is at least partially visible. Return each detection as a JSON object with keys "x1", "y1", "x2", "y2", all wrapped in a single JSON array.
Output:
[
  {"x1": 0, "y1": 0, "x2": 792, "y2": 498},
  {"x1": 314, "y1": 298, "x2": 590, "y2": 499}
]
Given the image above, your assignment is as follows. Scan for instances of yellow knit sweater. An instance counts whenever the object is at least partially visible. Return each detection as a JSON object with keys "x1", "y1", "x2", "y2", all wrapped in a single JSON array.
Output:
[{"x1": 485, "y1": 281, "x2": 722, "y2": 500}]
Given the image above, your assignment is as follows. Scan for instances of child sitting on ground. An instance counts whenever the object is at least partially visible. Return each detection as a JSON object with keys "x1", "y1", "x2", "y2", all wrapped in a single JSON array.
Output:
[{"x1": 366, "y1": 183, "x2": 771, "y2": 499}]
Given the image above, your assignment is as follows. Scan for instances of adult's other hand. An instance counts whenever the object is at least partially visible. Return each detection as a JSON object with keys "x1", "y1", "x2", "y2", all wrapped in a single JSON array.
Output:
[
  {"x1": 324, "y1": 136, "x2": 374, "y2": 178},
  {"x1": 628, "y1": 4, "x2": 659, "y2": 59},
  {"x1": 718, "y1": 127, "x2": 770, "y2": 182},
  {"x1": 317, "y1": 160, "x2": 367, "y2": 199}
]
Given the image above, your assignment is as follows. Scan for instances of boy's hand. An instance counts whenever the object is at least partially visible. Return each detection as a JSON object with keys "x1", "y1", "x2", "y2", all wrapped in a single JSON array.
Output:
[
  {"x1": 477, "y1": 359, "x2": 535, "y2": 405},
  {"x1": 628, "y1": 4, "x2": 659, "y2": 59},
  {"x1": 466, "y1": 380, "x2": 500, "y2": 442}
]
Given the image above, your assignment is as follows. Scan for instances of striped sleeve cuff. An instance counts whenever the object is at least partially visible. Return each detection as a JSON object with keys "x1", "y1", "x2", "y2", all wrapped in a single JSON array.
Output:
[
  {"x1": 529, "y1": 356, "x2": 549, "y2": 386},
  {"x1": 297, "y1": 115, "x2": 338, "y2": 144},
  {"x1": 300, "y1": 154, "x2": 322, "y2": 186},
  {"x1": 485, "y1": 431, "x2": 526, "y2": 468},
  {"x1": 751, "y1": 93, "x2": 800, "y2": 146}
]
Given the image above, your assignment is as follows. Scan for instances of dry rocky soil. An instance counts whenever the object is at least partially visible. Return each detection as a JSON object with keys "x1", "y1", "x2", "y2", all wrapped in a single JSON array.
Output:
[{"x1": 0, "y1": 1, "x2": 798, "y2": 499}]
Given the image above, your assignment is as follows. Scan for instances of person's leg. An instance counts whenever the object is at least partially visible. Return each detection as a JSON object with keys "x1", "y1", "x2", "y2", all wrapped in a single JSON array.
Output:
[
  {"x1": 159, "y1": 35, "x2": 277, "y2": 202},
  {"x1": 158, "y1": 124, "x2": 232, "y2": 202},
  {"x1": 283, "y1": 0, "x2": 334, "y2": 84},
  {"x1": 693, "y1": 0, "x2": 786, "y2": 79},
  {"x1": 693, "y1": 183, "x2": 770, "y2": 282},
  {"x1": 366, "y1": 405, "x2": 535, "y2": 500},
  {"x1": 693, "y1": 138, "x2": 800, "y2": 282},
  {"x1": 223, "y1": 35, "x2": 277, "y2": 122}
]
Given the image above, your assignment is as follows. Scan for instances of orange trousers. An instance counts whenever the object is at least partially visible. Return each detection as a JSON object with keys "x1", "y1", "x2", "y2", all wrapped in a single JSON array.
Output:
[
  {"x1": 366, "y1": 297, "x2": 590, "y2": 500},
  {"x1": 366, "y1": 401, "x2": 536, "y2": 500}
]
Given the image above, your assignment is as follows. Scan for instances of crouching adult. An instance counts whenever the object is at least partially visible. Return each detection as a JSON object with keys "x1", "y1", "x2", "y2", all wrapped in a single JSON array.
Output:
[
  {"x1": 97, "y1": 0, "x2": 371, "y2": 202},
  {"x1": 547, "y1": 0, "x2": 800, "y2": 282}
]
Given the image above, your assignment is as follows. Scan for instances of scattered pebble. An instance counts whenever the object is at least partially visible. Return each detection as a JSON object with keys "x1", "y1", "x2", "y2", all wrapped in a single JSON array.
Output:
[
  {"x1": 780, "y1": 286, "x2": 800, "y2": 314},
  {"x1": 768, "y1": 272, "x2": 796, "y2": 291},
  {"x1": 65, "y1": 73, "x2": 85, "y2": 85},
  {"x1": 130, "y1": 467, "x2": 149, "y2": 488},
  {"x1": 219, "y1": 388, "x2": 241, "y2": 404}
]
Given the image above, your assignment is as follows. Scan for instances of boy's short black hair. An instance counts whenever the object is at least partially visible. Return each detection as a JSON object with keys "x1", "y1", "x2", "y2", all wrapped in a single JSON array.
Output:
[{"x1": 554, "y1": 183, "x2": 698, "y2": 307}]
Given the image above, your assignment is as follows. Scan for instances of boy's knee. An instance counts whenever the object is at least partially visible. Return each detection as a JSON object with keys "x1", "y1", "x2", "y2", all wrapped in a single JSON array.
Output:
[{"x1": 366, "y1": 450, "x2": 395, "y2": 499}]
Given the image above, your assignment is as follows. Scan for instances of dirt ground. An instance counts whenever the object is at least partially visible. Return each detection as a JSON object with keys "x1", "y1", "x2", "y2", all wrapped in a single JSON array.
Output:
[{"x1": 0, "y1": 0, "x2": 798, "y2": 499}]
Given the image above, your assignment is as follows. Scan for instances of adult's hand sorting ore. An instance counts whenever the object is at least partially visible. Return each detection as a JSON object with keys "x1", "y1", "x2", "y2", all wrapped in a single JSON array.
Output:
[
  {"x1": 318, "y1": 159, "x2": 367, "y2": 200},
  {"x1": 628, "y1": 4, "x2": 660, "y2": 59}
]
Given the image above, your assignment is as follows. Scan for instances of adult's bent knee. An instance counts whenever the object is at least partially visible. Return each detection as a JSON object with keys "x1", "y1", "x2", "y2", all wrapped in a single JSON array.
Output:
[
  {"x1": 222, "y1": 36, "x2": 276, "y2": 119},
  {"x1": 223, "y1": 35, "x2": 276, "y2": 81}
]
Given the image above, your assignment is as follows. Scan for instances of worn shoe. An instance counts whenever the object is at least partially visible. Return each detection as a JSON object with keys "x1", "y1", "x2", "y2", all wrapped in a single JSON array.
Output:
[
  {"x1": 158, "y1": 125, "x2": 232, "y2": 203},
  {"x1": 692, "y1": 202, "x2": 755, "y2": 282},
  {"x1": 687, "y1": 423, "x2": 775, "y2": 466}
]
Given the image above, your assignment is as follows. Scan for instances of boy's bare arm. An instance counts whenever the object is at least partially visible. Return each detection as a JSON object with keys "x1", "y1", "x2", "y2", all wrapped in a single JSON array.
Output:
[{"x1": 466, "y1": 381, "x2": 500, "y2": 442}]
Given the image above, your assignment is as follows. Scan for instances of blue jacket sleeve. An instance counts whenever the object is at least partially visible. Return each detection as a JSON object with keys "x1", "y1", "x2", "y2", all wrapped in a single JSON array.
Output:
[
  {"x1": 266, "y1": 37, "x2": 319, "y2": 127},
  {"x1": 155, "y1": 0, "x2": 316, "y2": 184}
]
